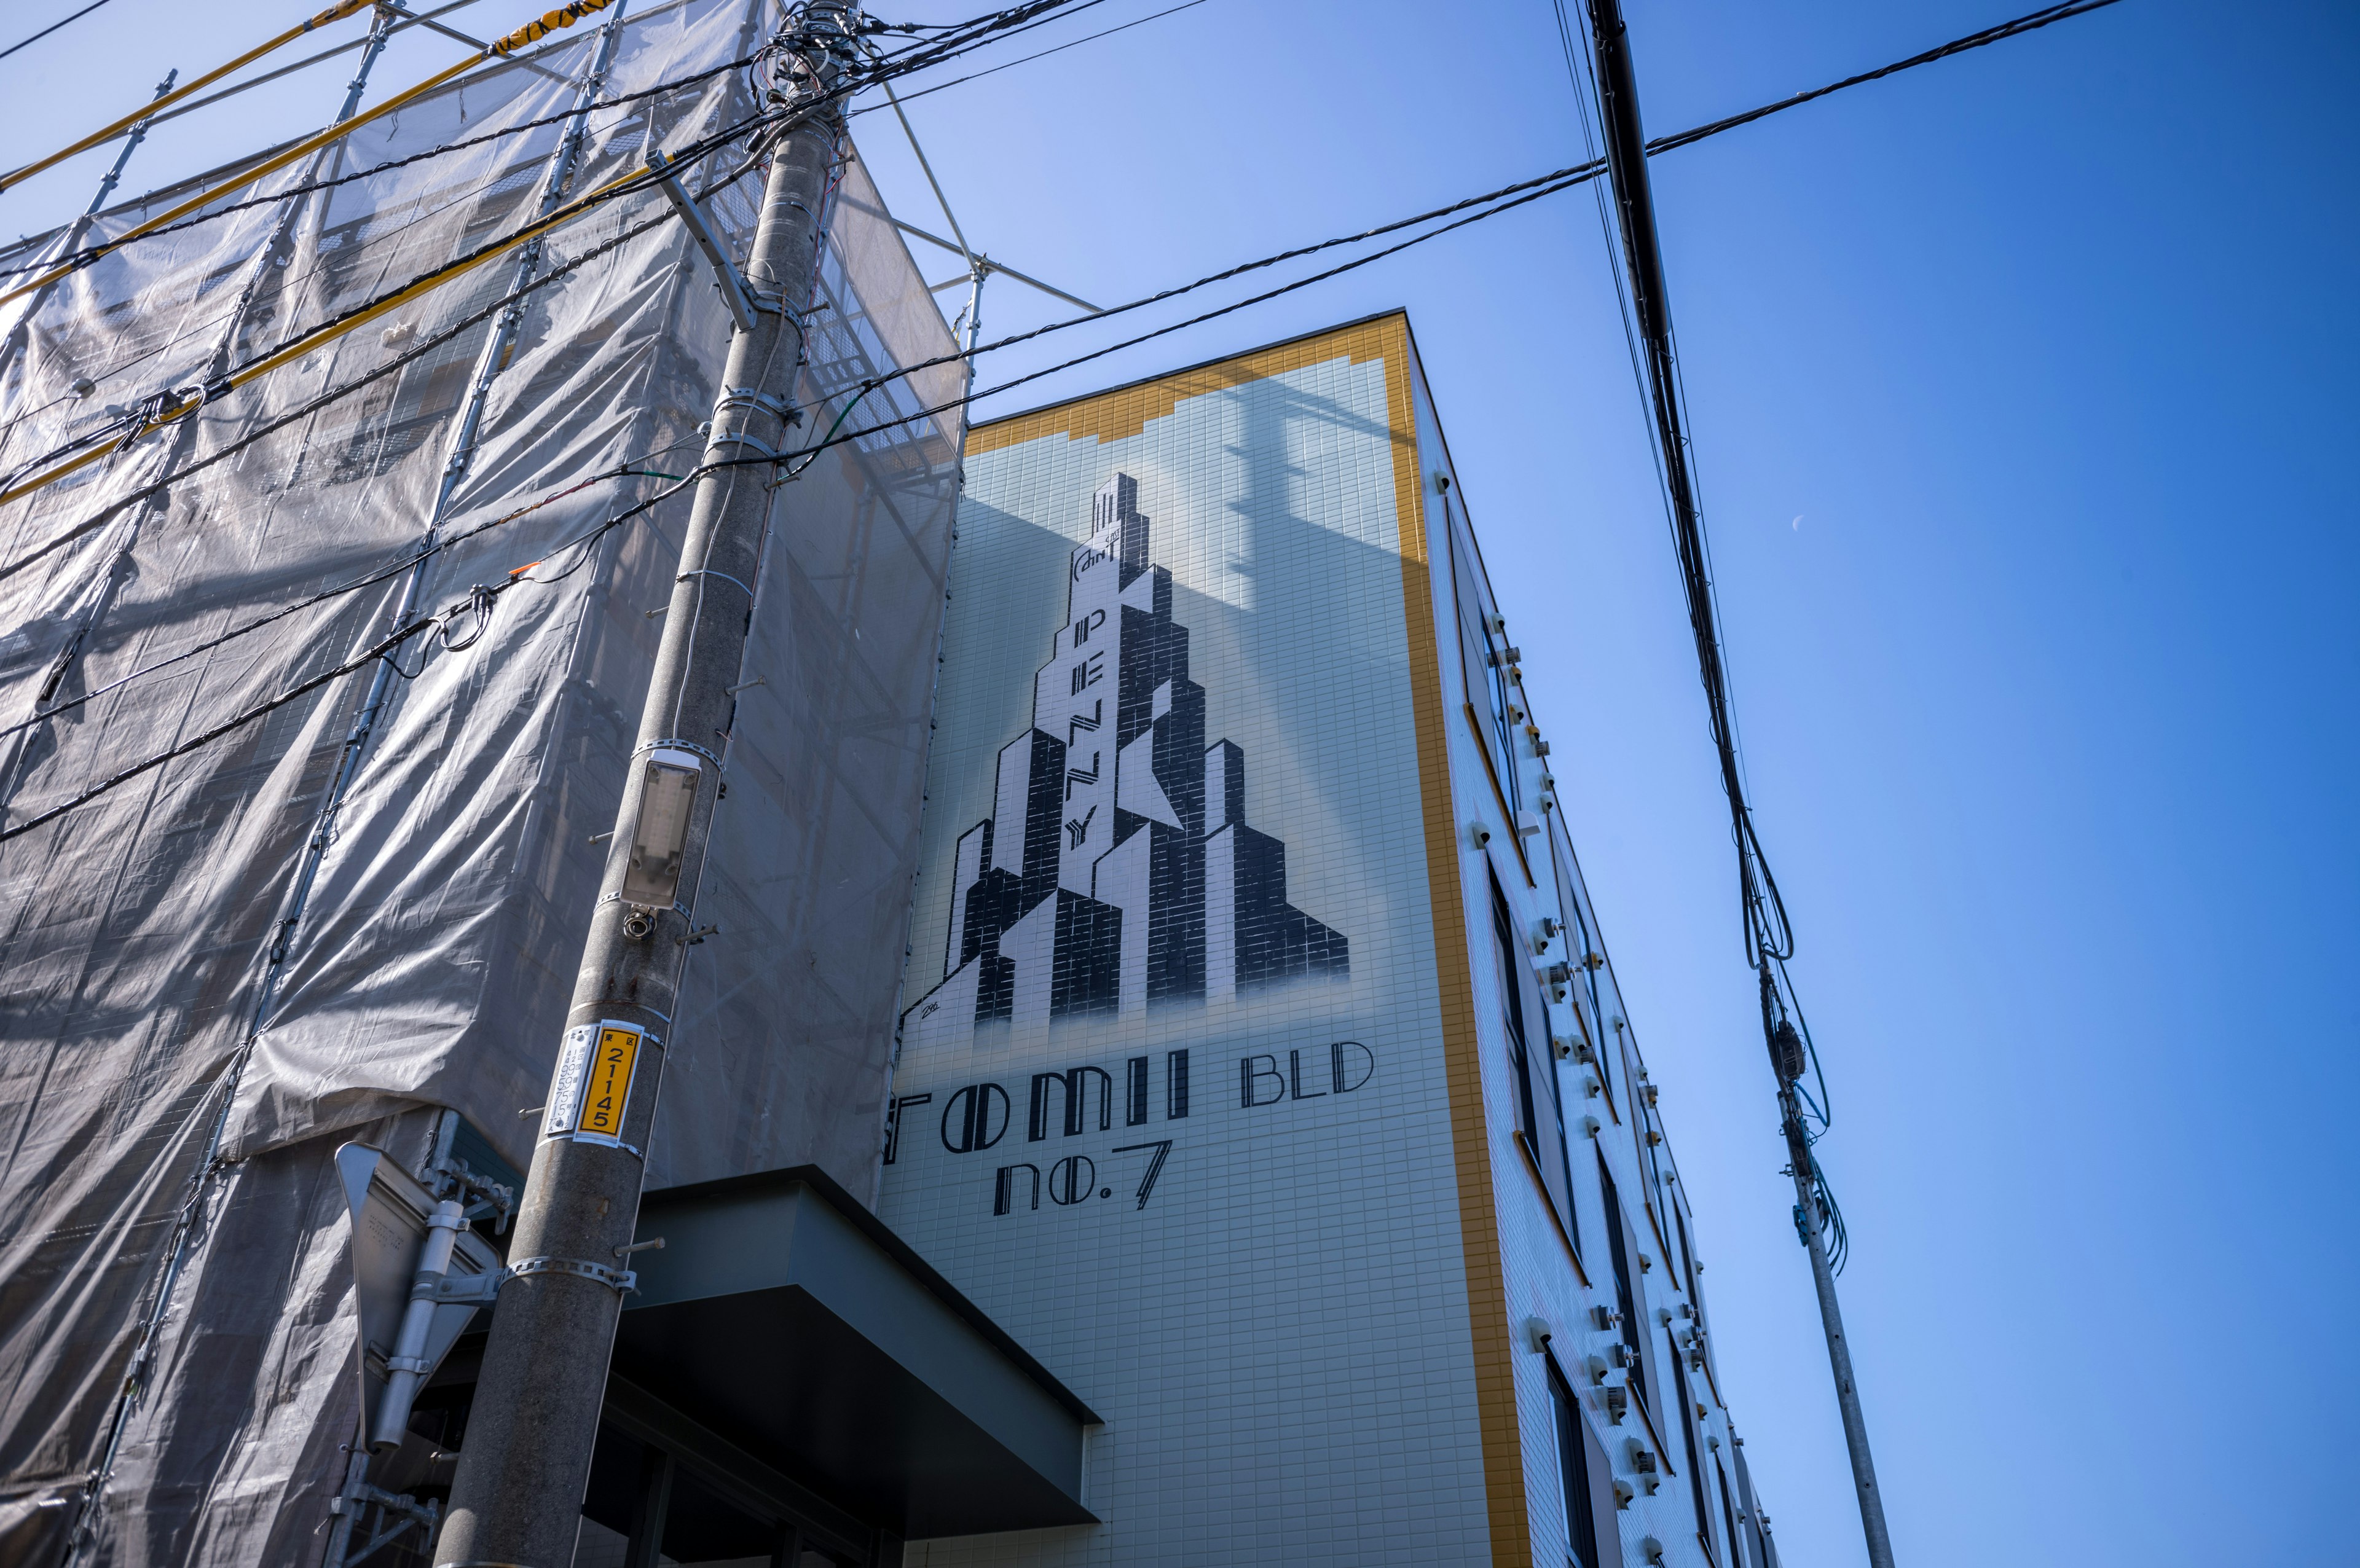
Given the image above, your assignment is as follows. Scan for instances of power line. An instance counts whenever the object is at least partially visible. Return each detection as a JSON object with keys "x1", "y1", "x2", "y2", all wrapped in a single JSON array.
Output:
[
  {"x1": 691, "y1": 0, "x2": 2148, "y2": 482},
  {"x1": 0, "y1": 0, "x2": 2113, "y2": 577},
  {"x1": 854, "y1": 0, "x2": 1213, "y2": 112},
  {"x1": 0, "y1": 449, "x2": 683, "y2": 743},
  {"x1": 2, "y1": 0, "x2": 2118, "y2": 546},
  {"x1": 0, "y1": 0, "x2": 116, "y2": 63},
  {"x1": 1650, "y1": 0, "x2": 2125, "y2": 158},
  {"x1": 0, "y1": 498, "x2": 642, "y2": 844},
  {"x1": 0, "y1": 0, "x2": 2133, "y2": 841},
  {"x1": 0, "y1": 190, "x2": 688, "y2": 582},
  {"x1": 1552, "y1": 4, "x2": 2147, "y2": 1562}
]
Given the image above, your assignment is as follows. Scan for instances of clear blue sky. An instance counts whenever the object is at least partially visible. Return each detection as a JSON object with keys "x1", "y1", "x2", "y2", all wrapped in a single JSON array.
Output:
[{"x1": 5, "y1": 1, "x2": 2354, "y2": 1564}]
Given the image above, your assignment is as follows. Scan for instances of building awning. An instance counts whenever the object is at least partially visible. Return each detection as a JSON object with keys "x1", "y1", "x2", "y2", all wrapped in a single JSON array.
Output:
[{"x1": 610, "y1": 1166, "x2": 1099, "y2": 1542}]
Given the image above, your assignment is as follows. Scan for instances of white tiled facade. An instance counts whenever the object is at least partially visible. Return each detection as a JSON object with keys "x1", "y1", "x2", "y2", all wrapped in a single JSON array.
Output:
[{"x1": 879, "y1": 317, "x2": 1779, "y2": 1568}]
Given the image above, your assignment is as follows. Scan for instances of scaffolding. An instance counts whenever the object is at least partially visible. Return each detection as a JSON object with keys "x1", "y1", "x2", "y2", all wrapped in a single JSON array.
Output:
[{"x1": 0, "y1": 2, "x2": 962, "y2": 1560}]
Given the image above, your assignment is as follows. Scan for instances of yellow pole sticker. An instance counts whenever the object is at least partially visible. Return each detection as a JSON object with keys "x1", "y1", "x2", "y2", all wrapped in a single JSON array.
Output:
[{"x1": 578, "y1": 1025, "x2": 641, "y2": 1140}]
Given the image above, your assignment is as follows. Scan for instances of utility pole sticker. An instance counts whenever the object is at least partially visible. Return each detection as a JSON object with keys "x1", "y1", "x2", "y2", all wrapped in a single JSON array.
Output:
[{"x1": 544, "y1": 1021, "x2": 646, "y2": 1143}]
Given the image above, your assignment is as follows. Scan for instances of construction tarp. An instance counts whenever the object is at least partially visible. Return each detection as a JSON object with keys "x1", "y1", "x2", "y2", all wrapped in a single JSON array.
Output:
[{"x1": 0, "y1": 0, "x2": 962, "y2": 1557}]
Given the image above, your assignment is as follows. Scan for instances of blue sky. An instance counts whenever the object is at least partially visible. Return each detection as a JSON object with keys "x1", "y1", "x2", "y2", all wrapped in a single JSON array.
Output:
[{"x1": 4, "y1": 1, "x2": 2354, "y2": 1563}]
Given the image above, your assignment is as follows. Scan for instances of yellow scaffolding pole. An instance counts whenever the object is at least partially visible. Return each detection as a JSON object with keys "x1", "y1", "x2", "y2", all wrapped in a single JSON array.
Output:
[
  {"x1": 0, "y1": 0, "x2": 377, "y2": 195},
  {"x1": 0, "y1": 152, "x2": 649, "y2": 511},
  {"x1": 0, "y1": 0, "x2": 616, "y2": 312}
]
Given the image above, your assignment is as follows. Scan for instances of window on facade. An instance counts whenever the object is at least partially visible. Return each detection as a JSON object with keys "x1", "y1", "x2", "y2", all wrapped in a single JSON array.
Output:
[
  {"x1": 1692, "y1": 1269, "x2": 1715, "y2": 1382},
  {"x1": 1546, "y1": 810, "x2": 1608, "y2": 1101},
  {"x1": 1552, "y1": 1078, "x2": 1581, "y2": 1258},
  {"x1": 1492, "y1": 870, "x2": 1581, "y2": 1253},
  {"x1": 1627, "y1": 1039, "x2": 1667, "y2": 1245},
  {"x1": 1492, "y1": 871, "x2": 1540, "y2": 1148},
  {"x1": 1734, "y1": 1447, "x2": 1770, "y2": 1568},
  {"x1": 1549, "y1": 1357, "x2": 1600, "y2": 1568},
  {"x1": 1717, "y1": 1454, "x2": 1742, "y2": 1568},
  {"x1": 1597, "y1": 1153, "x2": 1647, "y2": 1416},
  {"x1": 1447, "y1": 500, "x2": 1521, "y2": 812},
  {"x1": 1670, "y1": 1335, "x2": 1711, "y2": 1559}
]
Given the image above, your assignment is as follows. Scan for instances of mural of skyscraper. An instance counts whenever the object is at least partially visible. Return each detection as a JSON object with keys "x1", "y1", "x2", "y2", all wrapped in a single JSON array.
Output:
[{"x1": 902, "y1": 473, "x2": 1346, "y2": 1045}]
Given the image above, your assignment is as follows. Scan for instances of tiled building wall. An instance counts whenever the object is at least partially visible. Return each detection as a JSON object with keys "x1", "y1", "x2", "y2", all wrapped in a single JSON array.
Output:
[
  {"x1": 881, "y1": 323, "x2": 1490, "y2": 1567},
  {"x1": 879, "y1": 316, "x2": 1774, "y2": 1568}
]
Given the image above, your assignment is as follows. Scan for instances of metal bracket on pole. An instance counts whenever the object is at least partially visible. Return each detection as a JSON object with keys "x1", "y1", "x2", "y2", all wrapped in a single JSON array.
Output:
[
  {"x1": 505, "y1": 1253, "x2": 638, "y2": 1293},
  {"x1": 649, "y1": 147, "x2": 758, "y2": 335},
  {"x1": 412, "y1": 1268, "x2": 506, "y2": 1307}
]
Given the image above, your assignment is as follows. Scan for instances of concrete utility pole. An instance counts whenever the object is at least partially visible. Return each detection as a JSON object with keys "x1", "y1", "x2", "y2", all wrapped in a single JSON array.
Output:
[
  {"x1": 433, "y1": 6, "x2": 855, "y2": 1562},
  {"x1": 1577, "y1": 0, "x2": 1897, "y2": 1562},
  {"x1": 1779, "y1": 1072, "x2": 1897, "y2": 1568}
]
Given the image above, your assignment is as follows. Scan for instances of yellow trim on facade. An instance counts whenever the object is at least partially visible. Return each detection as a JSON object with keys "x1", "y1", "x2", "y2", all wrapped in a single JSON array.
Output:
[
  {"x1": 967, "y1": 315, "x2": 1405, "y2": 453},
  {"x1": 1376, "y1": 315, "x2": 1531, "y2": 1568}
]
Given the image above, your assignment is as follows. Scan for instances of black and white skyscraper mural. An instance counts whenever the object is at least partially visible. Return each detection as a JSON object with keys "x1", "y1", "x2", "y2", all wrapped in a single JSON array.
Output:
[
  {"x1": 885, "y1": 321, "x2": 1774, "y2": 1568},
  {"x1": 903, "y1": 474, "x2": 1347, "y2": 1046}
]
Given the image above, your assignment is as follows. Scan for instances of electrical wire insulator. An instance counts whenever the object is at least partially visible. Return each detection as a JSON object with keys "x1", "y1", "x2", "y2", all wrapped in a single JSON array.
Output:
[{"x1": 1769, "y1": 1019, "x2": 1806, "y2": 1084}]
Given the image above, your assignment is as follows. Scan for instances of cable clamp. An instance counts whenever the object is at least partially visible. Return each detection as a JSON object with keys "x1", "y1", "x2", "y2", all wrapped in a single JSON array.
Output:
[
  {"x1": 597, "y1": 890, "x2": 696, "y2": 923},
  {"x1": 705, "y1": 430, "x2": 782, "y2": 461},
  {"x1": 676, "y1": 568, "x2": 753, "y2": 597},
  {"x1": 506, "y1": 1254, "x2": 637, "y2": 1293},
  {"x1": 632, "y1": 737, "x2": 723, "y2": 767},
  {"x1": 714, "y1": 386, "x2": 798, "y2": 423}
]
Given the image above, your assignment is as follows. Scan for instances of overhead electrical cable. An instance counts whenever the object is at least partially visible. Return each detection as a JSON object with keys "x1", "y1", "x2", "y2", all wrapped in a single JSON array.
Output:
[
  {"x1": 1, "y1": 0, "x2": 2126, "y2": 578},
  {"x1": 0, "y1": 0, "x2": 119, "y2": 64},
  {"x1": 0, "y1": 461, "x2": 680, "y2": 745},
  {"x1": 1544, "y1": 7, "x2": 2156, "y2": 1559},
  {"x1": 0, "y1": 490, "x2": 655, "y2": 844},
  {"x1": 1648, "y1": 0, "x2": 2124, "y2": 157},
  {"x1": 0, "y1": 123, "x2": 728, "y2": 523},
  {"x1": 1552, "y1": 0, "x2": 1669, "y2": 527},
  {"x1": 853, "y1": 0, "x2": 1212, "y2": 112},
  {"x1": 0, "y1": 115, "x2": 638, "y2": 463},
  {"x1": 0, "y1": 0, "x2": 2130, "y2": 827},
  {"x1": 0, "y1": 0, "x2": 1075, "y2": 291},
  {"x1": 0, "y1": 159, "x2": 680, "y2": 505},
  {"x1": 659, "y1": 0, "x2": 2151, "y2": 484}
]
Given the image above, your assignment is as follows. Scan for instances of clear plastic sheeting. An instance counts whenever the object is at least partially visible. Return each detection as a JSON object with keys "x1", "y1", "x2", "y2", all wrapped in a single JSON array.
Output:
[{"x1": 0, "y1": 0, "x2": 962, "y2": 1556}]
